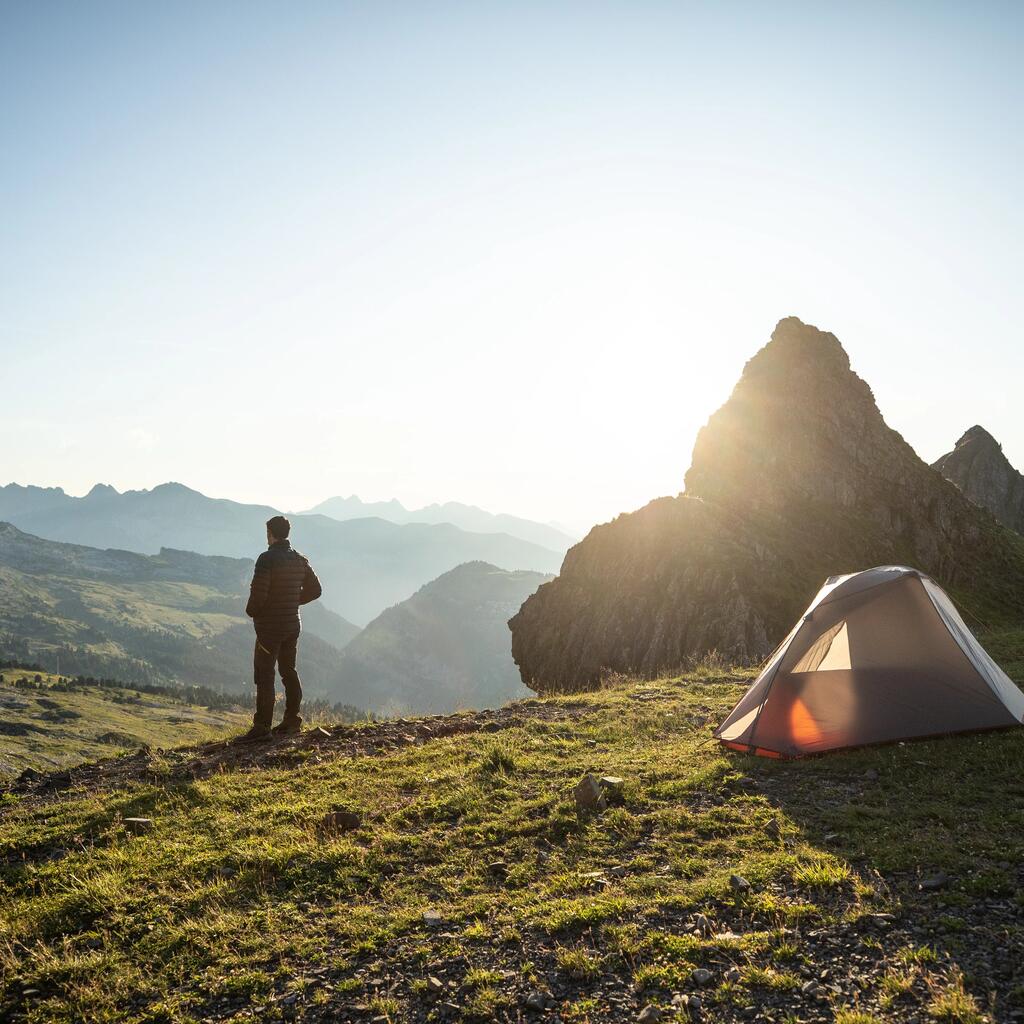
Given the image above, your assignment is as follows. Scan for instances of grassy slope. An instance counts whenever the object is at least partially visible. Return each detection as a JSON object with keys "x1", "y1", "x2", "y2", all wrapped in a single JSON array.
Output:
[
  {"x1": 2, "y1": 653, "x2": 1023, "y2": 1024},
  {"x1": 0, "y1": 560, "x2": 244, "y2": 684},
  {"x1": 0, "y1": 560, "x2": 351, "y2": 696},
  {"x1": 0, "y1": 671, "x2": 248, "y2": 778}
]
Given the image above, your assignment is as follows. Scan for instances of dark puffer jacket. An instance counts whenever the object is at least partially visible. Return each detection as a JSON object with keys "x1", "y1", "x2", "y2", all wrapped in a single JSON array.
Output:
[{"x1": 245, "y1": 539, "x2": 322, "y2": 642}]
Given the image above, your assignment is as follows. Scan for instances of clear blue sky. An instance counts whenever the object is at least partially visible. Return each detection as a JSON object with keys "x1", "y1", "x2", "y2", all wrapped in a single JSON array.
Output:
[{"x1": 2, "y1": 1, "x2": 1022, "y2": 530}]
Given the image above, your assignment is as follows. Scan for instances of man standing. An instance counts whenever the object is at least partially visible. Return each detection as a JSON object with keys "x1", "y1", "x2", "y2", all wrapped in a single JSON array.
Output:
[{"x1": 237, "y1": 515, "x2": 322, "y2": 742}]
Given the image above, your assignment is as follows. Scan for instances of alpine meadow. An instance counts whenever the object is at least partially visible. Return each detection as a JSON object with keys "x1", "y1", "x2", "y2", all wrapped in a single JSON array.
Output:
[{"x1": 3, "y1": 4, "x2": 1024, "y2": 1024}]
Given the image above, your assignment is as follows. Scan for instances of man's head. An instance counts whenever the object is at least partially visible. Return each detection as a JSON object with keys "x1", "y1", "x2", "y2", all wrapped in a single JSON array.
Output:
[{"x1": 266, "y1": 515, "x2": 290, "y2": 545}]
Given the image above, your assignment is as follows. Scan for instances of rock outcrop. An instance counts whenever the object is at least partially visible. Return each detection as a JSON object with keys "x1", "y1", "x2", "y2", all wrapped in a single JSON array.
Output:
[
  {"x1": 933, "y1": 426, "x2": 1024, "y2": 535},
  {"x1": 510, "y1": 317, "x2": 1024, "y2": 693}
]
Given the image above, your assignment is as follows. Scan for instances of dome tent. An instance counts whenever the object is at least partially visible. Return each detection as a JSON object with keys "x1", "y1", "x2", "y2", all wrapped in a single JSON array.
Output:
[{"x1": 714, "y1": 566, "x2": 1024, "y2": 758}]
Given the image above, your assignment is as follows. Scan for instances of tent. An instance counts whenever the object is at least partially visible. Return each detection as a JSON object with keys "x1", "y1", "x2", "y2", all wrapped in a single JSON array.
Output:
[{"x1": 714, "y1": 566, "x2": 1024, "y2": 757}]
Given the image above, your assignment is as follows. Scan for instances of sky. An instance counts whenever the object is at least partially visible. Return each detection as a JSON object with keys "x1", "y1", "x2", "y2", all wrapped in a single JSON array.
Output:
[{"x1": 2, "y1": 1, "x2": 1022, "y2": 533}]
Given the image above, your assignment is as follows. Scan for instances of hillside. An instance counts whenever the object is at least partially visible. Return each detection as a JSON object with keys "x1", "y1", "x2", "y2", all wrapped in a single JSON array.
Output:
[
  {"x1": 331, "y1": 562, "x2": 552, "y2": 716},
  {"x1": 304, "y1": 495, "x2": 577, "y2": 551},
  {"x1": 3, "y1": 644, "x2": 1023, "y2": 1022},
  {"x1": 0, "y1": 523, "x2": 354, "y2": 694},
  {"x1": 933, "y1": 426, "x2": 1024, "y2": 535},
  {"x1": 0, "y1": 483, "x2": 563, "y2": 624},
  {"x1": 510, "y1": 317, "x2": 1024, "y2": 693},
  {"x1": 0, "y1": 668, "x2": 248, "y2": 778}
]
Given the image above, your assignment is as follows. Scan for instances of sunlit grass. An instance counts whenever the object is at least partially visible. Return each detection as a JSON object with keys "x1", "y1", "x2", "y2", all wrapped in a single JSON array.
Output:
[{"x1": 2, "y1": 657, "x2": 1023, "y2": 1022}]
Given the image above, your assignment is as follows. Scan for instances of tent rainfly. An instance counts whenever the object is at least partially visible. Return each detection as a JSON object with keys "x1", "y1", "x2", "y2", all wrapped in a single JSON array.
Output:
[{"x1": 714, "y1": 566, "x2": 1024, "y2": 758}]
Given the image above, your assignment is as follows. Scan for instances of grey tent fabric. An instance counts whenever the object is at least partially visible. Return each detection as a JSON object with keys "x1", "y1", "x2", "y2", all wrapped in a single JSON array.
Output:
[{"x1": 714, "y1": 566, "x2": 1024, "y2": 757}]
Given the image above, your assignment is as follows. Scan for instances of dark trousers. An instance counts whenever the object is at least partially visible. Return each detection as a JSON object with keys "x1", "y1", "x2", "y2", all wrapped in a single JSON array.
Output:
[{"x1": 253, "y1": 634, "x2": 302, "y2": 728}]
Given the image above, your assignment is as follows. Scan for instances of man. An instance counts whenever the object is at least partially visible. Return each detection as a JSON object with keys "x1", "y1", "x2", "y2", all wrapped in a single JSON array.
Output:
[{"x1": 236, "y1": 515, "x2": 323, "y2": 742}]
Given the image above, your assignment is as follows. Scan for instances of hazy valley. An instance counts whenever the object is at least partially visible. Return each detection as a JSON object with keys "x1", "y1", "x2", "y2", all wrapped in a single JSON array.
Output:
[
  {"x1": 0, "y1": 483, "x2": 564, "y2": 626},
  {"x1": 330, "y1": 561, "x2": 553, "y2": 716}
]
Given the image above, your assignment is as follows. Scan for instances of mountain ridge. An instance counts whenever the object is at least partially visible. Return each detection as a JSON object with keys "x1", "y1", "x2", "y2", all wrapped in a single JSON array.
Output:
[
  {"x1": 0, "y1": 522, "x2": 355, "y2": 693},
  {"x1": 0, "y1": 484, "x2": 563, "y2": 625},
  {"x1": 510, "y1": 317, "x2": 1024, "y2": 693},
  {"x1": 302, "y1": 494, "x2": 577, "y2": 551},
  {"x1": 331, "y1": 560, "x2": 551, "y2": 715},
  {"x1": 932, "y1": 425, "x2": 1024, "y2": 535}
]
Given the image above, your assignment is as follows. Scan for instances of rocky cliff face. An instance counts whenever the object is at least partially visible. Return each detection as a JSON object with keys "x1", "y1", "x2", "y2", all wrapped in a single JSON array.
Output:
[
  {"x1": 933, "y1": 426, "x2": 1024, "y2": 535},
  {"x1": 510, "y1": 317, "x2": 1024, "y2": 694}
]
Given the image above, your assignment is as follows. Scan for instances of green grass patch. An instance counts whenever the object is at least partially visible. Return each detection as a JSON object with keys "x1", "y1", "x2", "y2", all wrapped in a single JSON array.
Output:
[{"x1": 2, "y1": 657, "x2": 1023, "y2": 1022}]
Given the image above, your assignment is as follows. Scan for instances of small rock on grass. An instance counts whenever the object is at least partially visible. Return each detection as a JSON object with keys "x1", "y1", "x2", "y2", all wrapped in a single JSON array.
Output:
[
  {"x1": 574, "y1": 774, "x2": 606, "y2": 811},
  {"x1": 321, "y1": 809, "x2": 361, "y2": 832},
  {"x1": 426, "y1": 976, "x2": 444, "y2": 994},
  {"x1": 691, "y1": 912, "x2": 714, "y2": 936},
  {"x1": 920, "y1": 871, "x2": 949, "y2": 891},
  {"x1": 423, "y1": 909, "x2": 443, "y2": 928},
  {"x1": 690, "y1": 968, "x2": 713, "y2": 986},
  {"x1": 729, "y1": 873, "x2": 751, "y2": 892},
  {"x1": 637, "y1": 1005, "x2": 662, "y2": 1023},
  {"x1": 724, "y1": 967, "x2": 742, "y2": 983},
  {"x1": 123, "y1": 817, "x2": 153, "y2": 834},
  {"x1": 673, "y1": 993, "x2": 702, "y2": 1013}
]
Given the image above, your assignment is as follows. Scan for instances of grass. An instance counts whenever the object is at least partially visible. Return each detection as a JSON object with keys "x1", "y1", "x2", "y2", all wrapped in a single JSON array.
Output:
[
  {"x1": 927, "y1": 971, "x2": 987, "y2": 1023},
  {"x1": 0, "y1": 670, "x2": 248, "y2": 777},
  {"x1": 555, "y1": 946, "x2": 603, "y2": 980},
  {"x1": 1, "y1": 662, "x2": 1022, "y2": 1022}
]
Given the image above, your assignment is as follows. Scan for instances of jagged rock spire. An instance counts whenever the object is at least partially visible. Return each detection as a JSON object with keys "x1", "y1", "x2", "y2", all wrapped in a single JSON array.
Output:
[
  {"x1": 510, "y1": 318, "x2": 1024, "y2": 694},
  {"x1": 934, "y1": 426, "x2": 1024, "y2": 535}
]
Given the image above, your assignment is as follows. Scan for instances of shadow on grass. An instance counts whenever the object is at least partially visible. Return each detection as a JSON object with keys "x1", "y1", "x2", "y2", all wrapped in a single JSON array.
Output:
[{"x1": 720, "y1": 726, "x2": 1024, "y2": 1017}]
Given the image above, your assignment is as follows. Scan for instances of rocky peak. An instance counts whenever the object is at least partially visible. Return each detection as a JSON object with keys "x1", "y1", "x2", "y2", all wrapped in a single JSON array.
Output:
[
  {"x1": 510, "y1": 318, "x2": 1024, "y2": 694},
  {"x1": 684, "y1": 317, "x2": 915, "y2": 517},
  {"x1": 85, "y1": 483, "x2": 119, "y2": 500},
  {"x1": 933, "y1": 426, "x2": 1024, "y2": 535},
  {"x1": 956, "y1": 424, "x2": 1000, "y2": 449}
]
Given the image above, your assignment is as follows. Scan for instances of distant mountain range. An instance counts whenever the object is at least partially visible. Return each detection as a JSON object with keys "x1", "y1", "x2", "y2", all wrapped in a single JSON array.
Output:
[
  {"x1": 331, "y1": 561, "x2": 551, "y2": 716},
  {"x1": 933, "y1": 426, "x2": 1024, "y2": 536},
  {"x1": 0, "y1": 482, "x2": 564, "y2": 625},
  {"x1": 301, "y1": 495, "x2": 577, "y2": 551},
  {"x1": 0, "y1": 522, "x2": 356, "y2": 694}
]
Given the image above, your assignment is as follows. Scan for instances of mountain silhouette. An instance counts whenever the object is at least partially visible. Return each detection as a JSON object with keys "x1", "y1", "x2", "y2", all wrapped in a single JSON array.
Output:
[
  {"x1": 933, "y1": 426, "x2": 1024, "y2": 535},
  {"x1": 510, "y1": 317, "x2": 1024, "y2": 693},
  {"x1": 303, "y1": 495, "x2": 577, "y2": 551},
  {"x1": 0, "y1": 482, "x2": 563, "y2": 625}
]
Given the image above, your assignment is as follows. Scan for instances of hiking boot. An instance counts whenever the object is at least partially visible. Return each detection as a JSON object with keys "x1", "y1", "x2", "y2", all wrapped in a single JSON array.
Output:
[
  {"x1": 272, "y1": 717, "x2": 303, "y2": 736},
  {"x1": 234, "y1": 725, "x2": 272, "y2": 744}
]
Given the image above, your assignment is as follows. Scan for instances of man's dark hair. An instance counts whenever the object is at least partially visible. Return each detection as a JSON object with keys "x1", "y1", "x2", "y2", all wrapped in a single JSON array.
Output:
[{"x1": 267, "y1": 515, "x2": 291, "y2": 540}]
